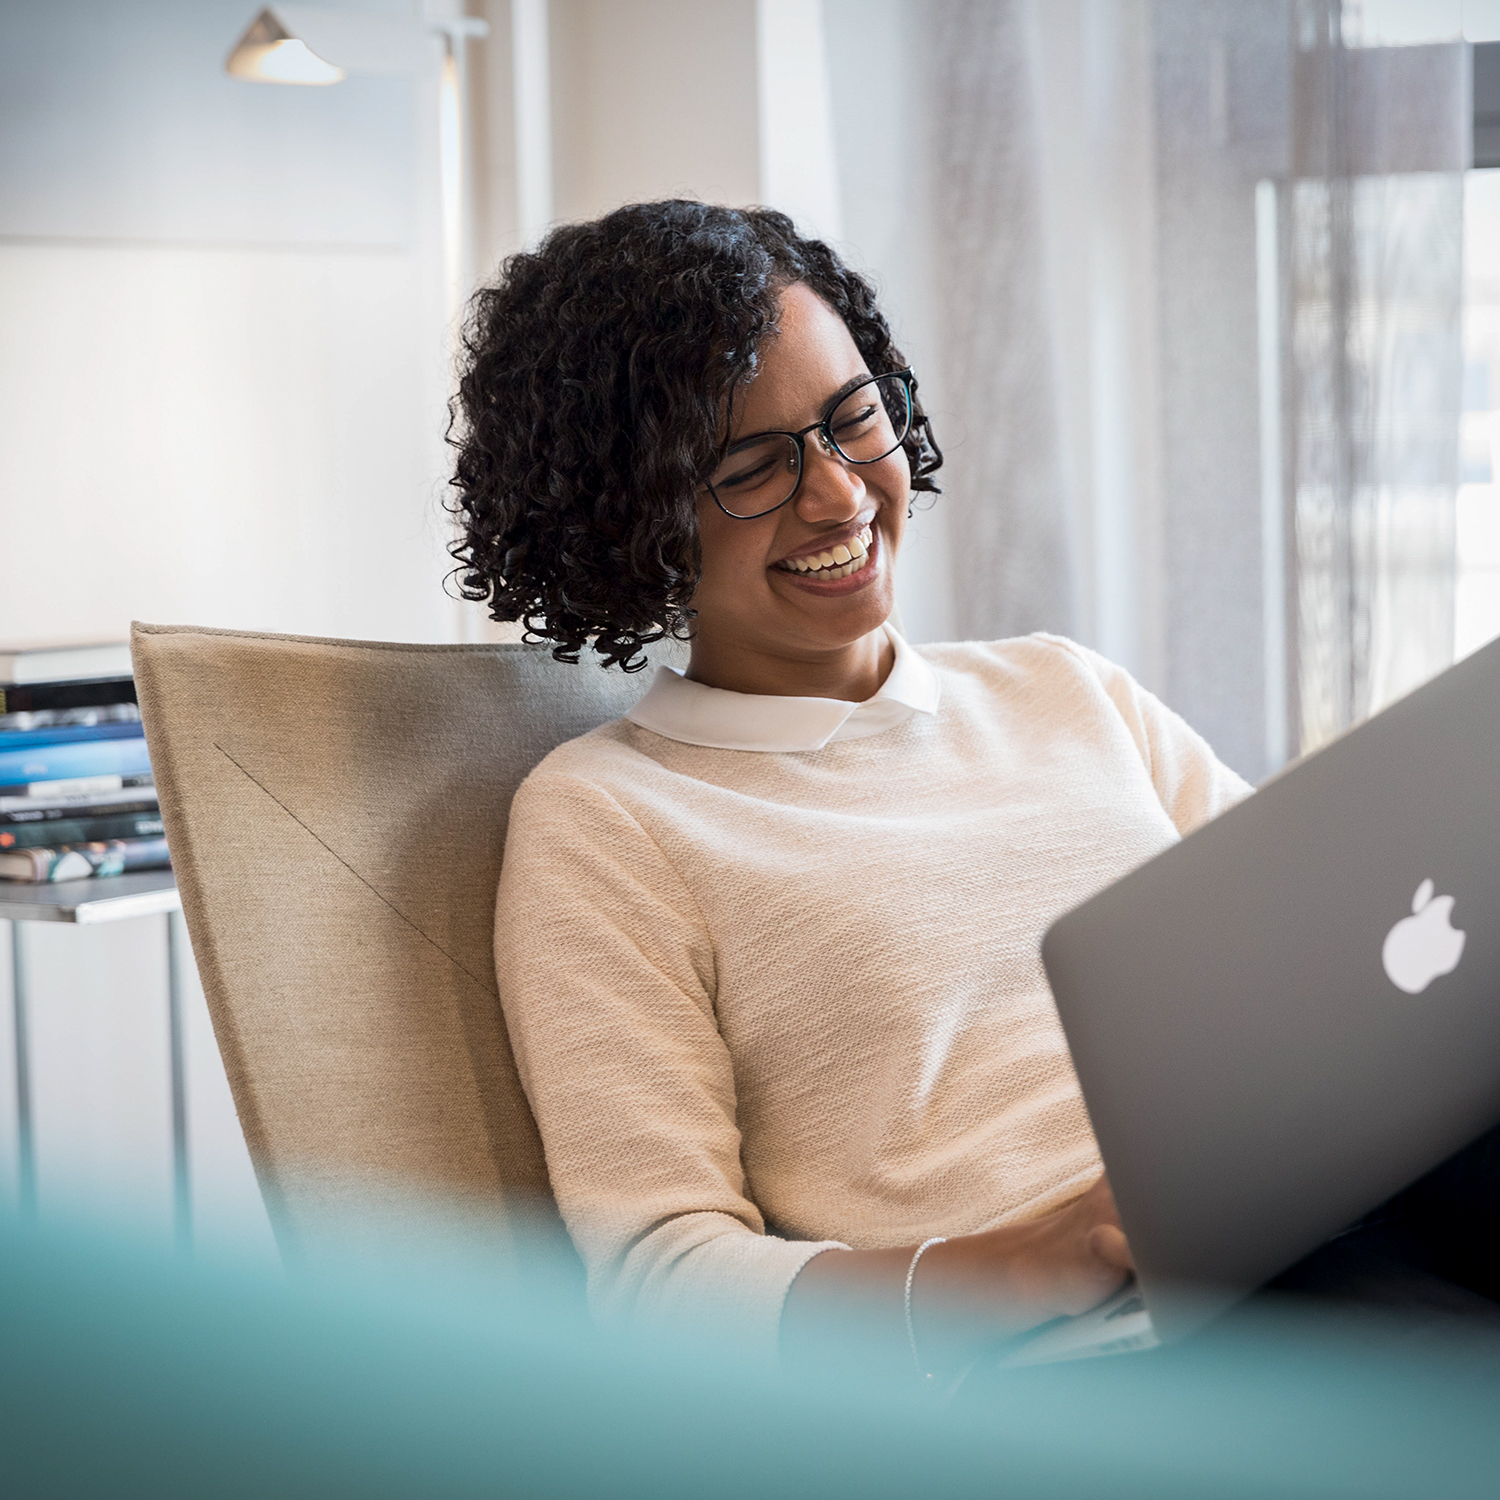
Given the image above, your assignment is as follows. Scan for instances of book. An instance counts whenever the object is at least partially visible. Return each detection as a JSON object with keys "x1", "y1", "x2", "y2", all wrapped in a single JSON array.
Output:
[
  {"x1": 0, "y1": 836, "x2": 171, "y2": 883},
  {"x1": 0, "y1": 735, "x2": 151, "y2": 793},
  {"x1": 0, "y1": 790, "x2": 158, "y2": 823},
  {"x1": 0, "y1": 812, "x2": 165, "y2": 849},
  {"x1": 10, "y1": 773, "x2": 153, "y2": 801},
  {"x1": 1, "y1": 705, "x2": 140, "y2": 737},
  {"x1": 0, "y1": 721, "x2": 146, "y2": 751},
  {"x1": 0, "y1": 643, "x2": 132, "y2": 687},
  {"x1": 0, "y1": 677, "x2": 137, "y2": 717}
]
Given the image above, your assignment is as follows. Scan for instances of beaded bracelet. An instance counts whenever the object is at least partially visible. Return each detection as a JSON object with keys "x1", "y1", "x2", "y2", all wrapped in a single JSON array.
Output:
[{"x1": 903, "y1": 1236, "x2": 947, "y2": 1381}]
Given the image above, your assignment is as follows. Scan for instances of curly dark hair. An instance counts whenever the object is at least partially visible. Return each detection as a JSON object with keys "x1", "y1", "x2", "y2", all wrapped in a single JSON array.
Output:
[{"x1": 447, "y1": 200, "x2": 942, "y2": 671}]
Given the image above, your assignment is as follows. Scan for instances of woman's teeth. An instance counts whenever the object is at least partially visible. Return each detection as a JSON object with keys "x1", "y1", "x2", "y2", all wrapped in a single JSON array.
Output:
[{"x1": 781, "y1": 525, "x2": 874, "y2": 578}]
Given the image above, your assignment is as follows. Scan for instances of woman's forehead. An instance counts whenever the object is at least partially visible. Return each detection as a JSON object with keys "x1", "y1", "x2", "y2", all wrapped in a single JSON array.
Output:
[{"x1": 731, "y1": 284, "x2": 869, "y2": 437}]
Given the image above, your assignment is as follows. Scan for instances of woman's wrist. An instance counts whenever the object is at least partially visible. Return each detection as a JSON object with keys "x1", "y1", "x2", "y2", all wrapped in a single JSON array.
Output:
[
  {"x1": 908, "y1": 1211, "x2": 1126, "y2": 1365},
  {"x1": 780, "y1": 1242, "x2": 918, "y2": 1371},
  {"x1": 903, "y1": 1237, "x2": 948, "y2": 1380},
  {"x1": 782, "y1": 1231, "x2": 1044, "y2": 1378},
  {"x1": 904, "y1": 1231, "x2": 1031, "y2": 1369},
  {"x1": 781, "y1": 1185, "x2": 1131, "y2": 1376}
]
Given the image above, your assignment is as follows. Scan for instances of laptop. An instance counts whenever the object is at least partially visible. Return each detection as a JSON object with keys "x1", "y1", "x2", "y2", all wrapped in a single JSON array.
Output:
[{"x1": 995, "y1": 633, "x2": 1500, "y2": 1369}]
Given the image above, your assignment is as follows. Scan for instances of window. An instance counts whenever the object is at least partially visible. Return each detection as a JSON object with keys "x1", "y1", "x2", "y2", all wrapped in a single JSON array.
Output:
[{"x1": 1457, "y1": 168, "x2": 1500, "y2": 658}]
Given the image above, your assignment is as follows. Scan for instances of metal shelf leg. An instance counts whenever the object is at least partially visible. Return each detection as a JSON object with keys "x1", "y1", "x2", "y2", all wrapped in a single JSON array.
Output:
[
  {"x1": 166, "y1": 911, "x2": 191, "y2": 1254},
  {"x1": 10, "y1": 919, "x2": 36, "y2": 1219}
]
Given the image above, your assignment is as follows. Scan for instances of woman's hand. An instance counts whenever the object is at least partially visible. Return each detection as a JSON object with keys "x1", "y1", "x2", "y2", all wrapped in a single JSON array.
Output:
[
  {"x1": 780, "y1": 1175, "x2": 1133, "y2": 1374},
  {"x1": 920, "y1": 1176, "x2": 1133, "y2": 1342}
]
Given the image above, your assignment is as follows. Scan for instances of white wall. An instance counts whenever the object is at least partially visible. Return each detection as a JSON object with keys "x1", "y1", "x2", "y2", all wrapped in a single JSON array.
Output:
[
  {"x1": 549, "y1": 0, "x2": 760, "y2": 224},
  {"x1": 0, "y1": 0, "x2": 457, "y2": 651},
  {"x1": 757, "y1": 0, "x2": 843, "y2": 242},
  {"x1": 0, "y1": 243, "x2": 454, "y2": 644}
]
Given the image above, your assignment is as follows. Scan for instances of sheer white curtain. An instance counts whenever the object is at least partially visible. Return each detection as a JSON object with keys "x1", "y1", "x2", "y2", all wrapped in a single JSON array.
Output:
[
  {"x1": 1285, "y1": 4, "x2": 1467, "y2": 753},
  {"x1": 920, "y1": 1, "x2": 1076, "y2": 646},
  {"x1": 859, "y1": 0, "x2": 1468, "y2": 779}
]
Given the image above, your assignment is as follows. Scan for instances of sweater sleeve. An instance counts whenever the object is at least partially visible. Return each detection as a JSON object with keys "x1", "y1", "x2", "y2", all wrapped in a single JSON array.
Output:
[
  {"x1": 494, "y1": 765, "x2": 845, "y2": 1361},
  {"x1": 1048, "y1": 638, "x2": 1253, "y2": 835}
]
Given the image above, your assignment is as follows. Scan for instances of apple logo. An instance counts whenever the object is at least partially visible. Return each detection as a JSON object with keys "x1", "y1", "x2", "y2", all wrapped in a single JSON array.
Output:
[{"x1": 1381, "y1": 879, "x2": 1467, "y2": 995}]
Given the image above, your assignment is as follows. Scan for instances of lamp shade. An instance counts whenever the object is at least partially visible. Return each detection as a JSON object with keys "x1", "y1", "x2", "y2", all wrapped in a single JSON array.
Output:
[
  {"x1": 226, "y1": 8, "x2": 345, "y2": 85},
  {"x1": 227, "y1": 7, "x2": 462, "y2": 83}
]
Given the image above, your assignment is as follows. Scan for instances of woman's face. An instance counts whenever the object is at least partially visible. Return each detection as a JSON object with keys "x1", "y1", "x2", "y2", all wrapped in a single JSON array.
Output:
[{"x1": 689, "y1": 282, "x2": 909, "y2": 683}]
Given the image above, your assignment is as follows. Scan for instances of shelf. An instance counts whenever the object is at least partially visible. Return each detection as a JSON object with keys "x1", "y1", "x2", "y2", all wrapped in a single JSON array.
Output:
[{"x1": 0, "y1": 870, "x2": 180, "y2": 924}]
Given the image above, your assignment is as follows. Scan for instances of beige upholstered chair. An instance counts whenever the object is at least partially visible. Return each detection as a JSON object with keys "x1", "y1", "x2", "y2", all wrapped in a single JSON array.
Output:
[{"x1": 132, "y1": 622, "x2": 678, "y2": 1269}]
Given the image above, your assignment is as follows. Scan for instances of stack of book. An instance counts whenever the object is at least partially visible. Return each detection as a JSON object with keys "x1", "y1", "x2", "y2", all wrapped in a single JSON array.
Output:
[{"x1": 0, "y1": 641, "x2": 170, "y2": 883}]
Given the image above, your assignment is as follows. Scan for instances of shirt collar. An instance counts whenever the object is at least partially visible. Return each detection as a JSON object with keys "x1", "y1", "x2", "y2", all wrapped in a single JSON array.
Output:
[{"x1": 624, "y1": 625, "x2": 941, "y2": 752}]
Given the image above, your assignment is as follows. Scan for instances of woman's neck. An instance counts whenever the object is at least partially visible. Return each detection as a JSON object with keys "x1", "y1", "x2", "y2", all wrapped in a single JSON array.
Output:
[{"x1": 685, "y1": 625, "x2": 894, "y2": 702}]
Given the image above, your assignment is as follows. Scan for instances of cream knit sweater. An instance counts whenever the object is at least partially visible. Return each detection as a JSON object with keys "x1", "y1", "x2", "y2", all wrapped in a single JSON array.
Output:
[{"x1": 494, "y1": 635, "x2": 1250, "y2": 1360}]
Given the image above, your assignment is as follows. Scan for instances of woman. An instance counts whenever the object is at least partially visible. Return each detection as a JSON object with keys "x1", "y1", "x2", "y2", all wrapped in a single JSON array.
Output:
[{"x1": 449, "y1": 200, "x2": 1252, "y2": 1373}]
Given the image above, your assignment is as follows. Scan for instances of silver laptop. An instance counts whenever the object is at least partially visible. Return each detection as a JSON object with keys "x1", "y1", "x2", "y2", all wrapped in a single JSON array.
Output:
[{"x1": 999, "y1": 633, "x2": 1500, "y2": 1368}]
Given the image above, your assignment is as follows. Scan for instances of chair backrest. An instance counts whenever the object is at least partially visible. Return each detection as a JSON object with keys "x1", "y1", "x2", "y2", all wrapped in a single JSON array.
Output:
[{"x1": 132, "y1": 622, "x2": 672, "y2": 1266}]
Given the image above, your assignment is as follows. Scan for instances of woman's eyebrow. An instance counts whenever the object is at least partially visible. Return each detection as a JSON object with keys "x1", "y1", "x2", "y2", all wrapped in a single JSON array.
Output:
[
  {"x1": 730, "y1": 373, "x2": 876, "y2": 444},
  {"x1": 820, "y1": 372, "x2": 876, "y2": 416}
]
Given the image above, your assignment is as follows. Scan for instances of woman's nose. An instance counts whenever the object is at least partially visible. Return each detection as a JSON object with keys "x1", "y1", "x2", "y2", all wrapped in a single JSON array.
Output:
[{"x1": 794, "y1": 437, "x2": 864, "y2": 521}]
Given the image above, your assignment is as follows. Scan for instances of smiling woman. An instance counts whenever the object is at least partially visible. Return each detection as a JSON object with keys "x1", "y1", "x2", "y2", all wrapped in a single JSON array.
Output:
[
  {"x1": 449, "y1": 201, "x2": 1254, "y2": 1378},
  {"x1": 447, "y1": 202, "x2": 939, "y2": 675}
]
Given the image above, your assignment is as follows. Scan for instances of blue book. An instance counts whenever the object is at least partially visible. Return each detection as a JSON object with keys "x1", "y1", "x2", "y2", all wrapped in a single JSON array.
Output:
[
  {"x1": 0, "y1": 735, "x2": 151, "y2": 790},
  {"x1": 0, "y1": 722, "x2": 146, "y2": 752}
]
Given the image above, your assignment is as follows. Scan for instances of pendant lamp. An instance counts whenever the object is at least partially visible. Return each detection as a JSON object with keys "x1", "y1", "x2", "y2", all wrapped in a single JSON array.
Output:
[{"x1": 225, "y1": 8, "x2": 345, "y2": 86}]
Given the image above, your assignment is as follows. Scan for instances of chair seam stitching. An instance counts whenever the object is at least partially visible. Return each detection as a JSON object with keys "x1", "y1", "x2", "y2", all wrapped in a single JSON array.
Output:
[{"x1": 211, "y1": 741, "x2": 499, "y2": 998}]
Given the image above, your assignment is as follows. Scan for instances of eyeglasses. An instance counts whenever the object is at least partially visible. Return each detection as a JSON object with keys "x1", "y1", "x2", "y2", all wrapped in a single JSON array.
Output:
[{"x1": 704, "y1": 368, "x2": 916, "y2": 520}]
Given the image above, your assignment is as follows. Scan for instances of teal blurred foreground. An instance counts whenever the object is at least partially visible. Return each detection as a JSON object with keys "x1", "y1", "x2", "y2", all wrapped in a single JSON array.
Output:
[{"x1": 6, "y1": 1209, "x2": 1500, "y2": 1498}]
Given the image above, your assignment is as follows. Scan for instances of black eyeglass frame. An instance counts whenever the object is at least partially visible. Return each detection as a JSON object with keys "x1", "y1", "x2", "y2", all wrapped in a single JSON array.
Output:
[{"x1": 705, "y1": 367, "x2": 919, "y2": 520}]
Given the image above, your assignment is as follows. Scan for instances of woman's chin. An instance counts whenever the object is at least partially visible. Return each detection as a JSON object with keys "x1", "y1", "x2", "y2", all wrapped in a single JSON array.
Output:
[{"x1": 770, "y1": 567, "x2": 896, "y2": 654}]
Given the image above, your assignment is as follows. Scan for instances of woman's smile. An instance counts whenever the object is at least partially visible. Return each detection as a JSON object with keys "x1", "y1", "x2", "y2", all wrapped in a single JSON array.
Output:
[
  {"x1": 774, "y1": 522, "x2": 875, "y2": 577},
  {"x1": 772, "y1": 523, "x2": 881, "y2": 593}
]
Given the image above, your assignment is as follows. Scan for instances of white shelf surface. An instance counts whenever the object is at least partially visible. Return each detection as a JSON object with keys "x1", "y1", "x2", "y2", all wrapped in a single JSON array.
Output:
[{"x1": 0, "y1": 871, "x2": 179, "y2": 924}]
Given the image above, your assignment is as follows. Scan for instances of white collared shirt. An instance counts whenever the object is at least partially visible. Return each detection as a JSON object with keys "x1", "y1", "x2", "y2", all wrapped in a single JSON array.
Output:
[{"x1": 624, "y1": 624, "x2": 941, "y2": 752}]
